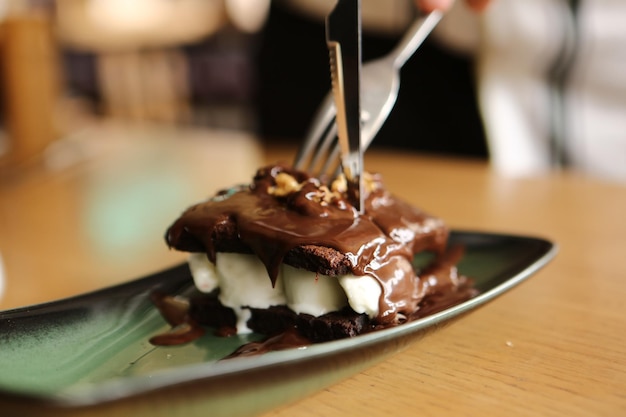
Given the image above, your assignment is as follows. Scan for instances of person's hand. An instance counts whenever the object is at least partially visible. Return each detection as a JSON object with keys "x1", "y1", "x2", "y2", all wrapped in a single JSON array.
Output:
[{"x1": 415, "y1": 0, "x2": 491, "y2": 13}]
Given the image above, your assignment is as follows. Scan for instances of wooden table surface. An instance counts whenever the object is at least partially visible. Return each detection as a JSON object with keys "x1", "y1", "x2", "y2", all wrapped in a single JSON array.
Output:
[{"x1": 1, "y1": 124, "x2": 625, "y2": 416}]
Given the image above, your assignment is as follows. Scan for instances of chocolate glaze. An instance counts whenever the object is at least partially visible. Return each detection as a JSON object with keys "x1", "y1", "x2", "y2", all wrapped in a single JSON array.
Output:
[
  {"x1": 223, "y1": 328, "x2": 311, "y2": 359},
  {"x1": 165, "y1": 164, "x2": 449, "y2": 323},
  {"x1": 149, "y1": 244, "x2": 477, "y2": 356},
  {"x1": 149, "y1": 292, "x2": 205, "y2": 346}
]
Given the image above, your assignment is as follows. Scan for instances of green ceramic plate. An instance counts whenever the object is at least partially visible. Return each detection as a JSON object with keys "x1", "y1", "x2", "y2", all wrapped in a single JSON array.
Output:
[{"x1": 0, "y1": 231, "x2": 556, "y2": 417}]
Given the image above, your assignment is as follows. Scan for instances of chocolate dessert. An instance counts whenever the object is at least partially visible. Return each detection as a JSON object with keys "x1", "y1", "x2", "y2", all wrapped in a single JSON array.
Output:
[{"x1": 153, "y1": 164, "x2": 476, "y2": 348}]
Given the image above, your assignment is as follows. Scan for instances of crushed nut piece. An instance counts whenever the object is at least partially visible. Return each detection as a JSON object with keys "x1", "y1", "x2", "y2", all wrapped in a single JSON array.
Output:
[
  {"x1": 332, "y1": 172, "x2": 379, "y2": 194},
  {"x1": 309, "y1": 185, "x2": 337, "y2": 205},
  {"x1": 363, "y1": 172, "x2": 380, "y2": 192},
  {"x1": 268, "y1": 172, "x2": 303, "y2": 197},
  {"x1": 331, "y1": 175, "x2": 347, "y2": 194},
  {"x1": 268, "y1": 170, "x2": 378, "y2": 206}
]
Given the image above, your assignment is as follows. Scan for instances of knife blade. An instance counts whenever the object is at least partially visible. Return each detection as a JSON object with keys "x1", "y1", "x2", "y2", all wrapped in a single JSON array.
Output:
[{"x1": 326, "y1": 0, "x2": 363, "y2": 212}]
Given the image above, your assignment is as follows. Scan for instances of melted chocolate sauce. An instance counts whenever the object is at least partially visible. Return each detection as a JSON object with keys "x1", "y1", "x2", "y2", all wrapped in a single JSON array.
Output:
[
  {"x1": 149, "y1": 247, "x2": 477, "y2": 357},
  {"x1": 165, "y1": 164, "x2": 449, "y2": 323},
  {"x1": 151, "y1": 164, "x2": 478, "y2": 356},
  {"x1": 149, "y1": 292, "x2": 205, "y2": 345},
  {"x1": 223, "y1": 328, "x2": 311, "y2": 359}
]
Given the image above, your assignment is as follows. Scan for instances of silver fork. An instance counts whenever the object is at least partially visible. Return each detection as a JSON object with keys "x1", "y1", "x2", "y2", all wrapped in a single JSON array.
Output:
[{"x1": 293, "y1": 10, "x2": 443, "y2": 176}]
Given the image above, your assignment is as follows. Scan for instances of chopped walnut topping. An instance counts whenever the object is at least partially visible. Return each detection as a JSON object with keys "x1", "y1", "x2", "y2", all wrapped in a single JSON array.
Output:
[
  {"x1": 363, "y1": 172, "x2": 380, "y2": 192},
  {"x1": 310, "y1": 185, "x2": 337, "y2": 205},
  {"x1": 332, "y1": 172, "x2": 380, "y2": 194},
  {"x1": 268, "y1": 170, "x2": 380, "y2": 206},
  {"x1": 268, "y1": 172, "x2": 303, "y2": 197},
  {"x1": 330, "y1": 175, "x2": 347, "y2": 194}
]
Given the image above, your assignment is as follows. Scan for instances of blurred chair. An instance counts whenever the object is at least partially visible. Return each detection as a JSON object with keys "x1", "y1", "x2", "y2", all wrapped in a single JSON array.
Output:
[
  {"x1": 54, "y1": 0, "x2": 229, "y2": 124},
  {"x1": 0, "y1": 4, "x2": 61, "y2": 168}
]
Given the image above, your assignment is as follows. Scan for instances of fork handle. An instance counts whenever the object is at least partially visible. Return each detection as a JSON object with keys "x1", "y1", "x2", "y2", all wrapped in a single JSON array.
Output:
[{"x1": 391, "y1": 10, "x2": 443, "y2": 68}]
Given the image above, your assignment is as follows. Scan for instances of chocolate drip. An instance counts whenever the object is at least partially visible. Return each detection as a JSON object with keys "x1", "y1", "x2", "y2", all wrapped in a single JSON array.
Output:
[
  {"x1": 165, "y1": 164, "x2": 449, "y2": 322},
  {"x1": 223, "y1": 328, "x2": 311, "y2": 359},
  {"x1": 149, "y1": 292, "x2": 205, "y2": 345},
  {"x1": 149, "y1": 245, "x2": 477, "y2": 355}
]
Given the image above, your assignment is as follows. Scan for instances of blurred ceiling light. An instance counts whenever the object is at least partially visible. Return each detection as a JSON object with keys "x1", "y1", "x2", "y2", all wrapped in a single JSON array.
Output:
[
  {"x1": 56, "y1": 0, "x2": 227, "y2": 52},
  {"x1": 87, "y1": 0, "x2": 171, "y2": 33},
  {"x1": 225, "y1": 0, "x2": 270, "y2": 33}
]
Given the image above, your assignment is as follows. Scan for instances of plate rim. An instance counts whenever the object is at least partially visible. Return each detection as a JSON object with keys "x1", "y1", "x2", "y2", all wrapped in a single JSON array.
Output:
[{"x1": 0, "y1": 230, "x2": 558, "y2": 408}]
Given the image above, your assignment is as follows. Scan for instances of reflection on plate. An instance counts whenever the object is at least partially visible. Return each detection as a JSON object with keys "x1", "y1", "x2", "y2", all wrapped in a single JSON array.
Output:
[{"x1": 0, "y1": 231, "x2": 556, "y2": 417}]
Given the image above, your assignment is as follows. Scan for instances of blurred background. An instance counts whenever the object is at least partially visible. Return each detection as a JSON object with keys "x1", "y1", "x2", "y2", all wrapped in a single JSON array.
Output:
[
  {"x1": 0, "y1": 0, "x2": 487, "y2": 170},
  {"x1": 2, "y1": 0, "x2": 626, "y2": 180},
  {"x1": 12, "y1": 0, "x2": 626, "y2": 308},
  {"x1": 0, "y1": 0, "x2": 489, "y2": 308},
  {"x1": 0, "y1": 0, "x2": 265, "y2": 165}
]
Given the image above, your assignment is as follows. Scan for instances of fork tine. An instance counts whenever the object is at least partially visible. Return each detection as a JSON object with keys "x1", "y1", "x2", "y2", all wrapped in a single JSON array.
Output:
[
  {"x1": 320, "y1": 140, "x2": 342, "y2": 179},
  {"x1": 300, "y1": 120, "x2": 341, "y2": 180},
  {"x1": 293, "y1": 94, "x2": 336, "y2": 169},
  {"x1": 292, "y1": 99, "x2": 343, "y2": 180},
  {"x1": 296, "y1": 12, "x2": 443, "y2": 179},
  {"x1": 309, "y1": 121, "x2": 338, "y2": 174}
]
